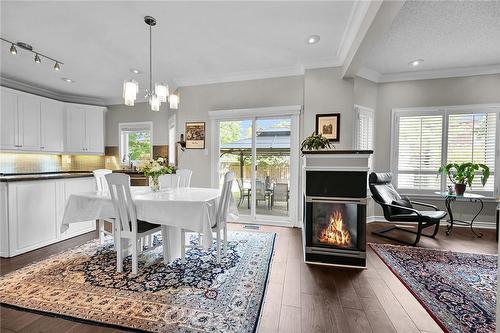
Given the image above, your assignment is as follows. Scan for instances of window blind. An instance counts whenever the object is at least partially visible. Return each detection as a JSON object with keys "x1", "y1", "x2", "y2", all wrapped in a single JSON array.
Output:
[
  {"x1": 355, "y1": 109, "x2": 374, "y2": 150},
  {"x1": 397, "y1": 115, "x2": 443, "y2": 190},
  {"x1": 447, "y1": 113, "x2": 496, "y2": 191}
]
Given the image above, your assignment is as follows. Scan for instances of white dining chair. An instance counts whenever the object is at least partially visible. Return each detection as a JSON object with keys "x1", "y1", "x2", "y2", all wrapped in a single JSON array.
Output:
[
  {"x1": 176, "y1": 169, "x2": 193, "y2": 188},
  {"x1": 159, "y1": 174, "x2": 180, "y2": 189},
  {"x1": 105, "y1": 173, "x2": 170, "y2": 274},
  {"x1": 93, "y1": 169, "x2": 115, "y2": 244},
  {"x1": 180, "y1": 171, "x2": 234, "y2": 263}
]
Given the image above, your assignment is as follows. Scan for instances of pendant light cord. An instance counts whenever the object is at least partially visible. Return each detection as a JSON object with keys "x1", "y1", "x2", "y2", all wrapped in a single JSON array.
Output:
[{"x1": 149, "y1": 24, "x2": 153, "y2": 95}]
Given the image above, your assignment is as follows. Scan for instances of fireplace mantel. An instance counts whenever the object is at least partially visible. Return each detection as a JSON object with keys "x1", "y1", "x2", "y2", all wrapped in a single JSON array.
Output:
[
  {"x1": 302, "y1": 150, "x2": 373, "y2": 155},
  {"x1": 302, "y1": 150, "x2": 373, "y2": 173}
]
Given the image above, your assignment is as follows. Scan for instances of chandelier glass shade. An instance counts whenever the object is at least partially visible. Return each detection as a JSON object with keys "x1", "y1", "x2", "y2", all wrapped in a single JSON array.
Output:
[
  {"x1": 122, "y1": 16, "x2": 179, "y2": 111},
  {"x1": 169, "y1": 93, "x2": 179, "y2": 110}
]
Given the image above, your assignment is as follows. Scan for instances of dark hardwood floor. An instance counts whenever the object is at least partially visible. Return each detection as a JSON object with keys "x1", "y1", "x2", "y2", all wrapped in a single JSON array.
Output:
[{"x1": 0, "y1": 222, "x2": 497, "y2": 333}]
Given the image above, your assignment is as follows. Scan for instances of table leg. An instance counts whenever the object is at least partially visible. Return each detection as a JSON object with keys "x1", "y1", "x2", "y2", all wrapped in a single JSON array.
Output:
[
  {"x1": 496, "y1": 209, "x2": 499, "y2": 242},
  {"x1": 445, "y1": 197, "x2": 454, "y2": 236},
  {"x1": 469, "y1": 198, "x2": 484, "y2": 238},
  {"x1": 167, "y1": 226, "x2": 182, "y2": 260}
]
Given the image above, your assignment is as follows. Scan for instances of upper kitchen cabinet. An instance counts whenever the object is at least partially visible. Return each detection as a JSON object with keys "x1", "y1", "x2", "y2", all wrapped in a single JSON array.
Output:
[
  {"x1": 0, "y1": 87, "x2": 18, "y2": 150},
  {"x1": 40, "y1": 98, "x2": 64, "y2": 152},
  {"x1": 65, "y1": 103, "x2": 105, "y2": 154}
]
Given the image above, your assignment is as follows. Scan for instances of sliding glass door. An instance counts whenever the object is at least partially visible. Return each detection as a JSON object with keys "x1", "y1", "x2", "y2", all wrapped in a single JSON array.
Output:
[{"x1": 214, "y1": 109, "x2": 299, "y2": 225}]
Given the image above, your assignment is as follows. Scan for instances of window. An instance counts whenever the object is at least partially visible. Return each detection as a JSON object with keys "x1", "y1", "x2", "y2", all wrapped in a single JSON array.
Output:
[
  {"x1": 168, "y1": 115, "x2": 176, "y2": 166},
  {"x1": 119, "y1": 122, "x2": 153, "y2": 165},
  {"x1": 354, "y1": 105, "x2": 374, "y2": 151},
  {"x1": 392, "y1": 105, "x2": 499, "y2": 196}
]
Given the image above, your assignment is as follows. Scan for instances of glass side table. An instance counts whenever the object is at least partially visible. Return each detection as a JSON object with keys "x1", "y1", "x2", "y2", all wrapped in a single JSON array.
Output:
[{"x1": 435, "y1": 192, "x2": 485, "y2": 238}]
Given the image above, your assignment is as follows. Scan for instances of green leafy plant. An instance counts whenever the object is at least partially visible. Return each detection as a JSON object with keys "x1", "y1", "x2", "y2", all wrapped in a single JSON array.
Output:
[
  {"x1": 301, "y1": 132, "x2": 334, "y2": 151},
  {"x1": 438, "y1": 162, "x2": 490, "y2": 187}
]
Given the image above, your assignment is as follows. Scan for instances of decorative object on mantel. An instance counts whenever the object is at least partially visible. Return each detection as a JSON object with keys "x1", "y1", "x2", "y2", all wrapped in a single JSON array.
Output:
[
  {"x1": 370, "y1": 243, "x2": 496, "y2": 333},
  {"x1": 1, "y1": 37, "x2": 63, "y2": 70},
  {"x1": 438, "y1": 162, "x2": 490, "y2": 195},
  {"x1": 122, "y1": 16, "x2": 179, "y2": 111},
  {"x1": 316, "y1": 113, "x2": 340, "y2": 141},
  {"x1": 300, "y1": 132, "x2": 334, "y2": 153},
  {"x1": 136, "y1": 157, "x2": 174, "y2": 191},
  {"x1": 185, "y1": 122, "x2": 206, "y2": 149},
  {"x1": 177, "y1": 133, "x2": 187, "y2": 151},
  {"x1": 0, "y1": 231, "x2": 275, "y2": 333}
]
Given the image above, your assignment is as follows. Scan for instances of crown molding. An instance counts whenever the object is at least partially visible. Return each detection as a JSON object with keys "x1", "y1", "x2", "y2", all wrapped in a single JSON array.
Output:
[
  {"x1": 357, "y1": 64, "x2": 500, "y2": 83},
  {"x1": 336, "y1": 0, "x2": 373, "y2": 63},
  {"x1": 0, "y1": 76, "x2": 106, "y2": 106}
]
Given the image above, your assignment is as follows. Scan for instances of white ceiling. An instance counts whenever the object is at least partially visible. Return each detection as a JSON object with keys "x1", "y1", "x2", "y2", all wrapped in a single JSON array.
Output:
[
  {"x1": 361, "y1": 0, "x2": 500, "y2": 82},
  {"x1": 0, "y1": 1, "x2": 359, "y2": 104}
]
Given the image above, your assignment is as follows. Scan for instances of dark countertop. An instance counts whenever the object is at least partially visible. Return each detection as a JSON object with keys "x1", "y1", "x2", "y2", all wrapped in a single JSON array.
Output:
[
  {"x1": 0, "y1": 171, "x2": 94, "y2": 182},
  {"x1": 302, "y1": 150, "x2": 373, "y2": 155}
]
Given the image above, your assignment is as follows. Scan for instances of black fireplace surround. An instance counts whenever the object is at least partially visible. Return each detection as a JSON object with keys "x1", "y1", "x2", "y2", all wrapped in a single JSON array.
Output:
[{"x1": 304, "y1": 170, "x2": 367, "y2": 267}]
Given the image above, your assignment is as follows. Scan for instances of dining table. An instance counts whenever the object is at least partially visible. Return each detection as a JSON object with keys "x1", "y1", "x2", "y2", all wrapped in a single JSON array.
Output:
[{"x1": 61, "y1": 186, "x2": 238, "y2": 260}]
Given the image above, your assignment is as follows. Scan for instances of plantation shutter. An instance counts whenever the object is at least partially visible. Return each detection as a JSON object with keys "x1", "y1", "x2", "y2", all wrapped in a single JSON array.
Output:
[
  {"x1": 355, "y1": 108, "x2": 374, "y2": 150},
  {"x1": 397, "y1": 115, "x2": 443, "y2": 190},
  {"x1": 447, "y1": 113, "x2": 496, "y2": 191}
]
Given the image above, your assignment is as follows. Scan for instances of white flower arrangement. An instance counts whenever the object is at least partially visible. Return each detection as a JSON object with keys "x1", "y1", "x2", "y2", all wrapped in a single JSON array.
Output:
[{"x1": 136, "y1": 157, "x2": 174, "y2": 178}]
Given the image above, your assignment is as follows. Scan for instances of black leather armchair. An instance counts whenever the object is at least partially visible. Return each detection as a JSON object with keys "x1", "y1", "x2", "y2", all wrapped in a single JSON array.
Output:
[{"x1": 369, "y1": 172, "x2": 447, "y2": 246}]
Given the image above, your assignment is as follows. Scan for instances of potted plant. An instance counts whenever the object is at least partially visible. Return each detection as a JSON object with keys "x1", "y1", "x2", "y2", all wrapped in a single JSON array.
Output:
[
  {"x1": 438, "y1": 162, "x2": 490, "y2": 195},
  {"x1": 301, "y1": 132, "x2": 334, "y2": 152},
  {"x1": 136, "y1": 157, "x2": 175, "y2": 192}
]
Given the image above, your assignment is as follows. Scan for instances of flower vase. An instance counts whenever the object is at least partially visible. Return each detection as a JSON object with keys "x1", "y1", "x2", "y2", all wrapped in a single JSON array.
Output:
[{"x1": 150, "y1": 175, "x2": 160, "y2": 192}]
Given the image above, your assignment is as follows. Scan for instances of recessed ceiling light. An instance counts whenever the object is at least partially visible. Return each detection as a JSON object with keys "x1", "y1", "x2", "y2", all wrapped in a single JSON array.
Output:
[
  {"x1": 408, "y1": 59, "x2": 424, "y2": 67},
  {"x1": 61, "y1": 78, "x2": 74, "y2": 83},
  {"x1": 306, "y1": 35, "x2": 320, "y2": 45},
  {"x1": 130, "y1": 68, "x2": 141, "y2": 74}
]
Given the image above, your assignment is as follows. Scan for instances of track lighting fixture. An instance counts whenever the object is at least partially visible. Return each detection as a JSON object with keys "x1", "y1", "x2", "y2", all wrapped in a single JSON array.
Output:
[{"x1": 1, "y1": 37, "x2": 64, "y2": 71}]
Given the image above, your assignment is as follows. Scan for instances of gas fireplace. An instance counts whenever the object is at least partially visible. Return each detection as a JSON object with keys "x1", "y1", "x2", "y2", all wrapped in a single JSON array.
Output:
[{"x1": 302, "y1": 150, "x2": 372, "y2": 268}]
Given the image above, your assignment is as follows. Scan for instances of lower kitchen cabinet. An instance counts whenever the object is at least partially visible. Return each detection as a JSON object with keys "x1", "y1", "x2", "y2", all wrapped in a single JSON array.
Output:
[{"x1": 0, "y1": 177, "x2": 96, "y2": 257}]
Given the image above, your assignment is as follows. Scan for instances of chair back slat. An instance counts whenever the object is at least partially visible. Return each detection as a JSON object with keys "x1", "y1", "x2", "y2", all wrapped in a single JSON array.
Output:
[
  {"x1": 105, "y1": 173, "x2": 136, "y2": 233},
  {"x1": 159, "y1": 174, "x2": 180, "y2": 189},
  {"x1": 176, "y1": 169, "x2": 193, "y2": 188},
  {"x1": 216, "y1": 171, "x2": 235, "y2": 228},
  {"x1": 93, "y1": 169, "x2": 112, "y2": 191},
  {"x1": 273, "y1": 183, "x2": 288, "y2": 201}
]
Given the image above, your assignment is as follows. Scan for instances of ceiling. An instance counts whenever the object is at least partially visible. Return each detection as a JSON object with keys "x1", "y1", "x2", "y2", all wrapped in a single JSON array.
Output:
[
  {"x1": 361, "y1": 0, "x2": 500, "y2": 82},
  {"x1": 0, "y1": 1, "x2": 359, "y2": 104}
]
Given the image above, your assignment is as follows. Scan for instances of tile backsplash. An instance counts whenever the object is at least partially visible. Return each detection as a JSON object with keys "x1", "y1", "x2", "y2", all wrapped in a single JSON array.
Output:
[{"x1": 0, "y1": 153, "x2": 105, "y2": 174}]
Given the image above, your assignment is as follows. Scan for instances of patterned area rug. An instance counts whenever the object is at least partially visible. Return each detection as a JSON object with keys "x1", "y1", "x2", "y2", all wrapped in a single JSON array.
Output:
[
  {"x1": 0, "y1": 231, "x2": 276, "y2": 333},
  {"x1": 370, "y1": 243, "x2": 497, "y2": 333}
]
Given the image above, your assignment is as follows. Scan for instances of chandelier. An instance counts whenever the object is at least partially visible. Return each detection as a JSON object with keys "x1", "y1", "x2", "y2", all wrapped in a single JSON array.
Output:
[{"x1": 123, "y1": 16, "x2": 179, "y2": 111}]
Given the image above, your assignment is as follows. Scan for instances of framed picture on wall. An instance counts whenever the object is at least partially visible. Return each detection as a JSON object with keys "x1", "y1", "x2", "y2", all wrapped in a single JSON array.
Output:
[
  {"x1": 185, "y1": 122, "x2": 206, "y2": 149},
  {"x1": 315, "y1": 113, "x2": 340, "y2": 141}
]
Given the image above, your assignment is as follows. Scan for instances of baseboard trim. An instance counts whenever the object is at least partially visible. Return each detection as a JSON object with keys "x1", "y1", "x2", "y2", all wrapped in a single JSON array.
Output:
[{"x1": 367, "y1": 215, "x2": 497, "y2": 230}]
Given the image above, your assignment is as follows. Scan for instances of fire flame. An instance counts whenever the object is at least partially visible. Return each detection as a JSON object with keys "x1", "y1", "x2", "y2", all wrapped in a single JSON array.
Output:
[{"x1": 319, "y1": 210, "x2": 352, "y2": 247}]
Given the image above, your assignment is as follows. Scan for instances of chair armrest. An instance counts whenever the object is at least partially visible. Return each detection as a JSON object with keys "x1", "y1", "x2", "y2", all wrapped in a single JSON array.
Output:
[
  {"x1": 372, "y1": 196, "x2": 423, "y2": 217},
  {"x1": 410, "y1": 200, "x2": 439, "y2": 211}
]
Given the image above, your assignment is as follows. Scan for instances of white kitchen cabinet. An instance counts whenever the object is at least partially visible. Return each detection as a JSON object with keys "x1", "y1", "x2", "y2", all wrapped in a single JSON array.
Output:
[
  {"x1": 0, "y1": 87, "x2": 19, "y2": 150},
  {"x1": 59, "y1": 178, "x2": 96, "y2": 240},
  {"x1": 18, "y1": 94, "x2": 41, "y2": 151},
  {"x1": 40, "y1": 99, "x2": 64, "y2": 152},
  {"x1": 1, "y1": 177, "x2": 97, "y2": 257},
  {"x1": 65, "y1": 104, "x2": 104, "y2": 154},
  {"x1": 7, "y1": 181, "x2": 59, "y2": 255}
]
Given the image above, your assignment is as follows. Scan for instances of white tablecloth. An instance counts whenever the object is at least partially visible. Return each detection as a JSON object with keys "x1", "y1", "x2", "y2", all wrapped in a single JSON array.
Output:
[{"x1": 62, "y1": 187, "x2": 238, "y2": 257}]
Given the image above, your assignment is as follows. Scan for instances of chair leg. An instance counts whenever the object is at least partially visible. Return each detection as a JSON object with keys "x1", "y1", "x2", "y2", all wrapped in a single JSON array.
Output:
[
  {"x1": 216, "y1": 226, "x2": 221, "y2": 264},
  {"x1": 98, "y1": 219, "x2": 105, "y2": 244},
  {"x1": 161, "y1": 226, "x2": 170, "y2": 264},
  {"x1": 223, "y1": 225, "x2": 228, "y2": 256},
  {"x1": 116, "y1": 237, "x2": 123, "y2": 273},
  {"x1": 431, "y1": 221, "x2": 440, "y2": 237},
  {"x1": 181, "y1": 229, "x2": 186, "y2": 263},
  {"x1": 132, "y1": 238, "x2": 138, "y2": 275}
]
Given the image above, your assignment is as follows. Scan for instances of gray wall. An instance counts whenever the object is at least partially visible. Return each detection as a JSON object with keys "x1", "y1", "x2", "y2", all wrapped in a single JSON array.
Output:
[
  {"x1": 176, "y1": 75, "x2": 304, "y2": 187},
  {"x1": 105, "y1": 103, "x2": 172, "y2": 146},
  {"x1": 303, "y1": 67, "x2": 354, "y2": 148},
  {"x1": 373, "y1": 73, "x2": 500, "y2": 224}
]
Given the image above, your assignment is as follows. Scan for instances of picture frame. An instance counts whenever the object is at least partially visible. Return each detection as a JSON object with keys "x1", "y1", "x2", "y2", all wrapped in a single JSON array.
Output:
[
  {"x1": 185, "y1": 122, "x2": 206, "y2": 149},
  {"x1": 315, "y1": 113, "x2": 340, "y2": 141}
]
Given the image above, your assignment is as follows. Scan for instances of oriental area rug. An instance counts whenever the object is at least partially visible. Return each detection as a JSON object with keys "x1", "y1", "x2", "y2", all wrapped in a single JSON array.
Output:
[
  {"x1": 0, "y1": 231, "x2": 276, "y2": 333},
  {"x1": 370, "y1": 243, "x2": 496, "y2": 333}
]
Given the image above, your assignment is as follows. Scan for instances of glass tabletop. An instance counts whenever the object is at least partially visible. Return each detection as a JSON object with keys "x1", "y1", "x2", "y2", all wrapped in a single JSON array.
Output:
[{"x1": 434, "y1": 192, "x2": 485, "y2": 199}]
